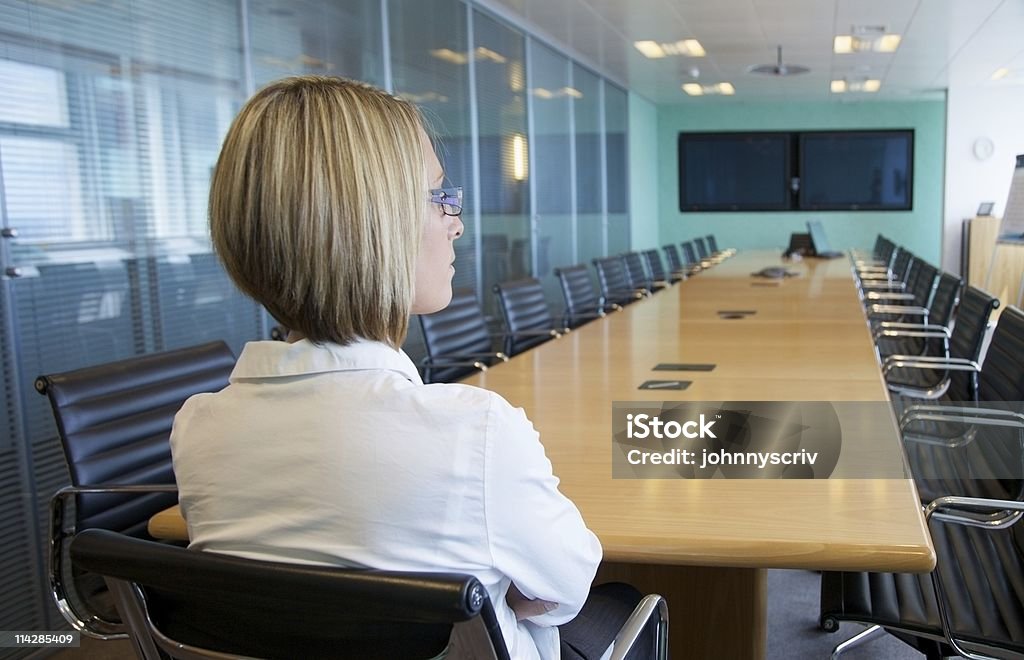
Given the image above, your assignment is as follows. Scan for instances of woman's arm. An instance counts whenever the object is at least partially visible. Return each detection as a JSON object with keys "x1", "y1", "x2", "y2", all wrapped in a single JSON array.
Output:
[{"x1": 483, "y1": 397, "x2": 603, "y2": 626}]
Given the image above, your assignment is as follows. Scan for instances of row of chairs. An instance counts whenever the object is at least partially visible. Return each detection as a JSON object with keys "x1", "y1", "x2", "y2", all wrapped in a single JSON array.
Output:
[
  {"x1": 418, "y1": 235, "x2": 732, "y2": 384},
  {"x1": 821, "y1": 235, "x2": 1024, "y2": 659}
]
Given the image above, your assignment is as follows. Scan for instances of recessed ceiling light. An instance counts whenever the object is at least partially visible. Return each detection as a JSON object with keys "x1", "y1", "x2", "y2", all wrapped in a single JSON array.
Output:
[
  {"x1": 682, "y1": 82, "x2": 734, "y2": 96},
  {"x1": 862, "y1": 79, "x2": 881, "y2": 92},
  {"x1": 636, "y1": 39, "x2": 705, "y2": 58},
  {"x1": 635, "y1": 41, "x2": 666, "y2": 58},
  {"x1": 992, "y1": 67, "x2": 1011, "y2": 80},
  {"x1": 834, "y1": 34, "x2": 901, "y2": 54},
  {"x1": 831, "y1": 80, "x2": 848, "y2": 93}
]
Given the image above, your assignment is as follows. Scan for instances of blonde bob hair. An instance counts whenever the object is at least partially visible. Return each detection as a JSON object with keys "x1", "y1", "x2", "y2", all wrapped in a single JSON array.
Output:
[{"x1": 210, "y1": 76, "x2": 427, "y2": 347}]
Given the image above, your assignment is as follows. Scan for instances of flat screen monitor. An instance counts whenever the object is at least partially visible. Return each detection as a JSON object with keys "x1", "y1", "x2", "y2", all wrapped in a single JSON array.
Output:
[
  {"x1": 678, "y1": 132, "x2": 792, "y2": 211},
  {"x1": 798, "y1": 130, "x2": 913, "y2": 211}
]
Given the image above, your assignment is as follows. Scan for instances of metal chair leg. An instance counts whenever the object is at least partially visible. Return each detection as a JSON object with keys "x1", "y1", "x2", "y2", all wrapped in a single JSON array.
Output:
[{"x1": 831, "y1": 625, "x2": 885, "y2": 660}]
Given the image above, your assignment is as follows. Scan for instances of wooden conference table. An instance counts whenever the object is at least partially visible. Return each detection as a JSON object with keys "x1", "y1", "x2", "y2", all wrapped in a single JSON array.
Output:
[{"x1": 149, "y1": 250, "x2": 935, "y2": 659}]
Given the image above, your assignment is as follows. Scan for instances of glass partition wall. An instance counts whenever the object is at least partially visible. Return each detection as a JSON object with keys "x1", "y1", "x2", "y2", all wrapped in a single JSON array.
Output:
[{"x1": 0, "y1": 0, "x2": 629, "y2": 640}]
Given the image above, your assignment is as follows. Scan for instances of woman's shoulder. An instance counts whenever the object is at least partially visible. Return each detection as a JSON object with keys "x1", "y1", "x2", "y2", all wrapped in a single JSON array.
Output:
[{"x1": 414, "y1": 382, "x2": 531, "y2": 427}]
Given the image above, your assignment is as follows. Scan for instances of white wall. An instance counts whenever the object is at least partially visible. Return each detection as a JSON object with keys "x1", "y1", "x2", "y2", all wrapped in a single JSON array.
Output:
[{"x1": 943, "y1": 84, "x2": 1024, "y2": 273}]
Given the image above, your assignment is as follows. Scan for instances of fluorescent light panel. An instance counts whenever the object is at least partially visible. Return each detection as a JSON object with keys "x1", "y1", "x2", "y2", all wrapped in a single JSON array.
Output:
[
  {"x1": 992, "y1": 67, "x2": 1011, "y2": 80},
  {"x1": 831, "y1": 78, "x2": 881, "y2": 93},
  {"x1": 833, "y1": 34, "x2": 901, "y2": 54},
  {"x1": 682, "y1": 82, "x2": 734, "y2": 96},
  {"x1": 635, "y1": 39, "x2": 705, "y2": 58}
]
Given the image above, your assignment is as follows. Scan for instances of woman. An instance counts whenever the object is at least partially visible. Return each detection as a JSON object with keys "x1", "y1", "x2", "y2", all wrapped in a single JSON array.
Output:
[{"x1": 170, "y1": 76, "x2": 640, "y2": 659}]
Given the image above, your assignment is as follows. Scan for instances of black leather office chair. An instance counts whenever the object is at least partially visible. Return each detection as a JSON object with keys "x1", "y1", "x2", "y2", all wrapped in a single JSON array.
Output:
[
  {"x1": 554, "y1": 264, "x2": 614, "y2": 329},
  {"x1": 874, "y1": 272, "x2": 962, "y2": 360},
  {"x1": 692, "y1": 237, "x2": 709, "y2": 260},
  {"x1": 898, "y1": 305, "x2": 1024, "y2": 504},
  {"x1": 705, "y1": 235, "x2": 719, "y2": 254},
  {"x1": 593, "y1": 256, "x2": 645, "y2": 308},
  {"x1": 865, "y1": 260, "x2": 939, "y2": 326},
  {"x1": 36, "y1": 341, "x2": 236, "y2": 638},
  {"x1": 622, "y1": 252, "x2": 659, "y2": 296},
  {"x1": 71, "y1": 528, "x2": 670, "y2": 660},
  {"x1": 417, "y1": 289, "x2": 508, "y2": 383},
  {"x1": 820, "y1": 495, "x2": 1024, "y2": 660},
  {"x1": 661, "y1": 245, "x2": 687, "y2": 278},
  {"x1": 492, "y1": 278, "x2": 564, "y2": 356},
  {"x1": 642, "y1": 249, "x2": 681, "y2": 285},
  {"x1": 880, "y1": 285, "x2": 1000, "y2": 403},
  {"x1": 857, "y1": 248, "x2": 914, "y2": 292},
  {"x1": 679, "y1": 242, "x2": 701, "y2": 272}
]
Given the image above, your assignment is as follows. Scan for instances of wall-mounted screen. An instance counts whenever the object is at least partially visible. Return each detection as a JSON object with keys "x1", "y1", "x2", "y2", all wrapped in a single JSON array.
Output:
[
  {"x1": 798, "y1": 130, "x2": 913, "y2": 211},
  {"x1": 678, "y1": 132, "x2": 792, "y2": 211}
]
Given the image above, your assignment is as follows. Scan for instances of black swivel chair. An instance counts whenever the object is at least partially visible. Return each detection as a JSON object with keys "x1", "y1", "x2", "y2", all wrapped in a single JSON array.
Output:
[
  {"x1": 492, "y1": 278, "x2": 564, "y2": 356},
  {"x1": 71, "y1": 528, "x2": 670, "y2": 660},
  {"x1": 705, "y1": 235, "x2": 719, "y2": 254},
  {"x1": 593, "y1": 256, "x2": 645, "y2": 308},
  {"x1": 661, "y1": 245, "x2": 690, "y2": 280},
  {"x1": 874, "y1": 272, "x2": 962, "y2": 360},
  {"x1": 679, "y1": 242, "x2": 701, "y2": 273},
  {"x1": 36, "y1": 341, "x2": 236, "y2": 638},
  {"x1": 692, "y1": 237, "x2": 709, "y2": 260},
  {"x1": 418, "y1": 289, "x2": 508, "y2": 384},
  {"x1": 622, "y1": 252, "x2": 659, "y2": 296},
  {"x1": 554, "y1": 264, "x2": 615, "y2": 329},
  {"x1": 879, "y1": 285, "x2": 1000, "y2": 404},
  {"x1": 642, "y1": 249, "x2": 681, "y2": 285}
]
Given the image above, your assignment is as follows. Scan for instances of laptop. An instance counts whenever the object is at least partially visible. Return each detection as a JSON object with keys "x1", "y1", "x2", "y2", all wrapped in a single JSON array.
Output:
[{"x1": 806, "y1": 220, "x2": 844, "y2": 259}]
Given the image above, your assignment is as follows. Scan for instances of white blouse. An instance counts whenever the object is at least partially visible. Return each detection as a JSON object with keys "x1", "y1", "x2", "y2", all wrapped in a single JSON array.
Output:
[{"x1": 170, "y1": 338, "x2": 602, "y2": 660}]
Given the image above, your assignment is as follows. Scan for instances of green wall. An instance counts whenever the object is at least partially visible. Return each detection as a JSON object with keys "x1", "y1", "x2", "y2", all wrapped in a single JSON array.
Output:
[
  {"x1": 629, "y1": 92, "x2": 660, "y2": 251},
  {"x1": 657, "y1": 100, "x2": 946, "y2": 262}
]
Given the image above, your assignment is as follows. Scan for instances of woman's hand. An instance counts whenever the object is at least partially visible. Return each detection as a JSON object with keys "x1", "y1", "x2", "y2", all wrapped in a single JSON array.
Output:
[{"x1": 505, "y1": 583, "x2": 558, "y2": 621}]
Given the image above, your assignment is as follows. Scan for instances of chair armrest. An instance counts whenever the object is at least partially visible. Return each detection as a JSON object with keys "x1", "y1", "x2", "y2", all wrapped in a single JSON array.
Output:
[
  {"x1": 609, "y1": 593, "x2": 669, "y2": 660},
  {"x1": 874, "y1": 329, "x2": 950, "y2": 344},
  {"x1": 866, "y1": 292, "x2": 916, "y2": 301},
  {"x1": 881, "y1": 355, "x2": 978, "y2": 377},
  {"x1": 899, "y1": 404, "x2": 1023, "y2": 449},
  {"x1": 868, "y1": 304, "x2": 928, "y2": 317},
  {"x1": 508, "y1": 329, "x2": 562, "y2": 339},
  {"x1": 50, "y1": 484, "x2": 177, "y2": 639}
]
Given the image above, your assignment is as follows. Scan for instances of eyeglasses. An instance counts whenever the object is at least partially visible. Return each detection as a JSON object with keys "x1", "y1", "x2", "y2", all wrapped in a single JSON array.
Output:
[{"x1": 429, "y1": 186, "x2": 463, "y2": 217}]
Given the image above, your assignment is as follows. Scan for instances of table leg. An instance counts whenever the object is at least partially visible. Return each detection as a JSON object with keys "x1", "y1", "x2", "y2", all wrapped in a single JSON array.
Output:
[{"x1": 596, "y1": 562, "x2": 767, "y2": 660}]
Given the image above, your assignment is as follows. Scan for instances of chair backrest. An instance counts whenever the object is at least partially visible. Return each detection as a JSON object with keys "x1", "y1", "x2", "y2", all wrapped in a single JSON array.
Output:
[
  {"x1": 705, "y1": 235, "x2": 719, "y2": 253},
  {"x1": 643, "y1": 249, "x2": 671, "y2": 283},
  {"x1": 909, "y1": 261, "x2": 940, "y2": 309},
  {"x1": 977, "y1": 306, "x2": 1024, "y2": 402},
  {"x1": 891, "y1": 249, "x2": 914, "y2": 285},
  {"x1": 929, "y1": 273, "x2": 964, "y2": 329},
  {"x1": 493, "y1": 278, "x2": 557, "y2": 356},
  {"x1": 418, "y1": 289, "x2": 493, "y2": 383},
  {"x1": 36, "y1": 341, "x2": 235, "y2": 536},
  {"x1": 680, "y1": 241, "x2": 698, "y2": 266},
  {"x1": 622, "y1": 252, "x2": 651, "y2": 293},
  {"x1": 554, "y1": 264, "x2": 602, "y2": 328},
  {"x1": 948, "y1": 286, "x2": 1001, "y2": 401},
  {"x1": 70, "y1": 529, "x2": 509, "y2": 660},
  {"x1": 593, "y1": 256, "x2": 635, "y2": 306},
  {"x1": 693, "y1": 237, "x2": 709, "y2": 259},
  {"x1": 662, "y1": 244, "x2": 684, "y2": 273}
]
